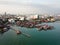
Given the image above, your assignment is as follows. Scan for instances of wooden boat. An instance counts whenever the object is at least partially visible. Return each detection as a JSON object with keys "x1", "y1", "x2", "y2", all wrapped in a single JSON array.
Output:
[
  {"x1": 37, "y1": 24, "x2": 54, "y2": 30},
  {"x1": 16, "y1": 30, "x2": 22, "y2": 34},
  {"x1": 0, "y1": 24, "x2": 10, "y2": 33}
]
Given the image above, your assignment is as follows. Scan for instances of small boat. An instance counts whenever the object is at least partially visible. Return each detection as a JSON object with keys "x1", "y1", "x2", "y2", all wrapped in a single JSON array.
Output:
[{"x1": 16, "y1": 30, "x2": 22, "y2": 34}]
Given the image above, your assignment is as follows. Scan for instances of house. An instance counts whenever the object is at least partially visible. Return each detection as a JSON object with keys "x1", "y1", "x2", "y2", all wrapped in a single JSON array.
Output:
[
  {"x1": 16, "y1": 15, "x2": 26, "y2": 21},
  {"x1": 8, "y1": 18, "x2": 15, "y2": 23},
  {"x1": 47, "y1": 16, "x2": 55, "y2": 22}
]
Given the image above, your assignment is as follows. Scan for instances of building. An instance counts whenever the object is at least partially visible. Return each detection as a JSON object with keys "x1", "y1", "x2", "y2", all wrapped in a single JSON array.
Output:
[
  {"x1": 47, "y1": 16, "x2": 55, "y2": 22},
  {"x1": 26, "y1": 15, "x2": 38, "y2": 20}
]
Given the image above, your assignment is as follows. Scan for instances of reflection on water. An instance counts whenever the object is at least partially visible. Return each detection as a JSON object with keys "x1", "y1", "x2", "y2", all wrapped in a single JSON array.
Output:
[{"x1": 0, "y1": 21, "x2": 60, "y2": 45}]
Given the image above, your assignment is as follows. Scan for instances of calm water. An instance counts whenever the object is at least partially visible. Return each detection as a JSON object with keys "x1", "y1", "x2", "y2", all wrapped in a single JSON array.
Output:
[{"x1": 0, "y1": 21, "x2": 60, "y2": 45}]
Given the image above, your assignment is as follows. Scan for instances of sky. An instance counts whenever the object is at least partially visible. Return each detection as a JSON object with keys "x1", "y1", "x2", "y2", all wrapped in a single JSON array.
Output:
[{"x1": 0, "y1": 0, "x2": 60, "y2": 14}]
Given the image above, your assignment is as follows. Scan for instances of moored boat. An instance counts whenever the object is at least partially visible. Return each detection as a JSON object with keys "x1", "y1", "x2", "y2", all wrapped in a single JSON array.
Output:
[{"x1": 37, "y1": 24, "x2": 54, "y2": 31}]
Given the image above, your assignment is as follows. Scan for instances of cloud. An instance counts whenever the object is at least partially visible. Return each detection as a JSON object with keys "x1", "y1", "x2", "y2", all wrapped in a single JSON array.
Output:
[
  {"x1": 0, "y1": 0, "x2": 32, "y2": 5},
  {"x1": 0, "y1": 0, "x2": 60, "y2": 14},
  {"x1": 0, "y1": 4, "x2": 60, "y2": 15},
  {"x1": 0, "y1": 4, "x2": 41, "y2": 14}
]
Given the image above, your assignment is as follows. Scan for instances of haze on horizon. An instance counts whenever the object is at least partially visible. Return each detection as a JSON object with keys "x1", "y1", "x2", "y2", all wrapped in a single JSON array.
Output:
[{"x1": 0, "y1": 0, "x2": 60, "y2": 15}]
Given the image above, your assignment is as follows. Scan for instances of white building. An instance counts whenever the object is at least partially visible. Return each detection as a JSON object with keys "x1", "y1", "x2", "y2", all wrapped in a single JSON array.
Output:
[
  {"x1": 8, "y1": 18, "x2": 15, "y2": 23},
  {"x1": 26, "y1": 14, "x2": 39, "y2": 20},
  {"x1": 16, "y1": 15, "x2": 26, "y2": 20}
]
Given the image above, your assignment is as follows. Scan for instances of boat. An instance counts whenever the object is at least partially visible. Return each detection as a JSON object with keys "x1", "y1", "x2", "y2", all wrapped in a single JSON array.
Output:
[
  {"x1": 0, "y1": 24, "x2": 10, "y2": 34},
  {"x1": 16, "y1": 30, "x2": 22, "y2": 34},
  {"x1": 37, "y1": 24, "x2": 54, "y2": 30}
]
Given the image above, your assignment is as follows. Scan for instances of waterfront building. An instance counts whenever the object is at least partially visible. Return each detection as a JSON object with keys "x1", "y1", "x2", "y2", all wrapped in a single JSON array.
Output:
[{"x1": 47, "y1": 16, "x2": 55, "y2": 22}]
